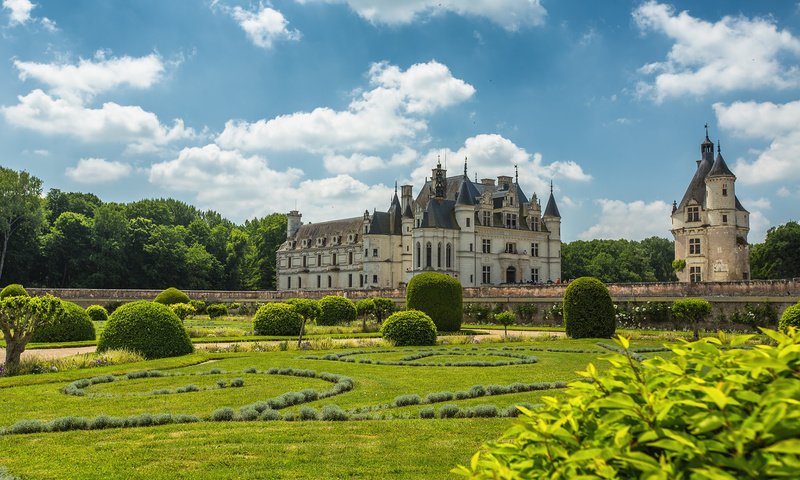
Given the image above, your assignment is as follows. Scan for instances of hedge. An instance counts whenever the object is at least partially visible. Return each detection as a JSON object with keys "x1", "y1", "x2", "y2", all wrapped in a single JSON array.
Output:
[
  {"x1": 381, "y1": 310, "x2": 437, "y2": 346},
  {"x1": 97, "y1": 301, "x2": 193, "y2": 359},
  {"x1": 85, "y1": 305, "x2": 109, "y2": 322},
  {"x1": 563, "y1": 277, "x2": 615, "y2": 338},
  {"x1": 0, "y1": 284, "x2": 28, "y2": 299},
  {"x1": 779, "y1": 302, "x2": 800, "y2": 332},
  {"x1": 253, "y1": 303, "x2": 304, "y2": 336},
  {"x1": 317, "y1": 296, "x2": 357, "y2": 326},
  {"x1": 153, "y1": 287, "x2": 190, "y2": 306},
  {"x1": 31, "y1": 301, "x2": 96, "y2": 343},
  {"x1": 406, "y1": 272, "x2": 462, "y2": 332}
]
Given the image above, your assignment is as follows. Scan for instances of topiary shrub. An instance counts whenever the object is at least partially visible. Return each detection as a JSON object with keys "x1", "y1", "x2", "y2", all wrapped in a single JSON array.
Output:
[
  {"x1": 285, "y1": 298, "x2": 321, "y2": 322},
  {"x1": 456, "y1": 330, "x2": 800, "y2": 478},
  {"x1": 253, "y1": 303, "x2": 304, "y2": 336},
  {"x1": 153, "y1": 287, "x2": 190, "y2": 306},
  {"x1": 189, "y1": 299, "x2": 206, "y2": 315},
  {"x1": 97, "y1": 301, "x2": 193, "y2": 359},
  {"x1": 85, "y1": 305, "x2": 108, "y2": 322},
  {"x1": 563, "y1": 276, "x2": 615, "y2": 338},
  {"x1": 0, "y1": 284, "x2": 28, "y2": 299},
  {"x1": 169, "y1": 303, "x2": 196, "y2": 322},
  {"x1": 778, "y1": 302, "x2": 800, "y2": 332},
  {"x1": 406, "y1": 272, "x2": 462, "y2": 332},
  {"x1": 206, "y1": 303, "x2": 228, "y2": 319},
  {"x1": 317, "y1": 296, "x2": 357, "y2": 326},
  {"x1": 31, "y1": 301, "x2": 96, "y2": 343},
  {"x1": 381, "y1": 310, "x2": 437, "y2": 346},
  {"x1": 372, "y1": 298, "x2": 396, "y2": 322}
]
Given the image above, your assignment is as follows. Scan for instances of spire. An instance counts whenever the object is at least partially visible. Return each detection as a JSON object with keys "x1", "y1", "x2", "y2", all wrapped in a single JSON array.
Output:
[
  {"x1": 550, "y1": 179, "x2": 553, "y2": 195},
  {"x1": 463, "y1": 157, "x2": 468, "y2": 178},
  {"x1": 515, "y1": 164, "x2": 519, "y2": 184},
  {"x1": 705, "y1": 122, "x2": 709, "y2": 141},
  {"x1": 717, "y1": 140, "x2": 721, "y2": 154},
  {"x1": 701, "y1": 124, "x2": 714, "y2": 159},
  {"x1": 708, "y1": 139, "x2": 735, "y2": 178},
  {"x1": 544, "y1": 182, "x2": 560, "y2": 218},
  {"x1": 395, "y1": 181, "x2": 398, "y2": 194}
]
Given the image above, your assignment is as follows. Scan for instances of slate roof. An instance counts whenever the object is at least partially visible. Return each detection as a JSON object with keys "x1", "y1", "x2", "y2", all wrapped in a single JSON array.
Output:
[
  {"x1": 288, "y1": 217, "x2": 363, "y2": 248},
  {"x1": 678, "y1": 141, "x2": 746, "y2": 212},
  {"x1": 419, "y1": 199, "x2": 459, "y2": 229},
  {"x1": 708, "y1": 151, "x2": 735, "y2": 177},
  {"x1": 543, "y1": 191, "x2": 561, "y2": 218}
]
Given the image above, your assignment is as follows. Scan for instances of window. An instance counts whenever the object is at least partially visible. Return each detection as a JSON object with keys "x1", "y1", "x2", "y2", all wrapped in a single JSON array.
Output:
[
  {"x1": 287, "y1": 277, "x2": 291, "y2": 289},
  {"x1": 505, "y1": 214, "x2": 517, "y2": 229},
  {"x1": 505, "y1": 242, "x2": 516, "y2": 254},
  {"x1": 531, "y1": 268, "x2": 539, "y2": 283},
  {"x1": 437, "y1": 242, "x2": 442, "y2": 268},
  {"x1": 482, "y1": 211, "x2": 491, "y2": 226},
  {"x1": 302, "y1": 256, "x2": 307, "y2": 267},
  {"x1": 531, "y1": 217, "x2": 539, "y2": 231},
  {"x1": 348, "y1": 274, "x2": 352, "y2": 287},
  {"x1": 531, "y1": 242, "x2": 539, "y2": 257},
  {"x1": 332, "y1": 253, "x2": 337, "y2": 265},
  {"x1": 469, "y1": 243, "x2": 473, "y2": 252},
  {"x1": 287, "y1": 257, "x2": 292, "y2": 268},
  {"x1": 722, "y1": 214, "x2": 728, "y2": 224},
  {"x1": 327, "y1": 276, "x2": 332, "y2": 288},
  {"x1": 372, "y1": 275, "x2": 378, "y2": 284},
  {"x1": 416, "y1": 242, "x2": 421, "y2": 268},
  {"x1": 298, "y1": 277, "x2": 302, "y2": 289},
  {"x1": 359, "y1": 275, "x2": 364, "y2": 287},
  {"x1": 349, "y1": 252, "x2": 353, "y2": 264},
  {"x1": 317, "y1": 254, "x2": 322, "y2": 266},
  {"x1": 687, "y1": 206, "x2": 700, "y2": 222},
  {"x1": 482, "y1": 266, "x2": 491, "y2": 284},
  {"x1": 365, "y1": 248, "x2": 368, "y2": 257},
  {"x1": 466, "y1": 217, "x2": 471, "y2": 227},
  {"x1": 689, "y1": 238, "x2": 701, "y2": 255},
  {"x1": 722, "y1": 184, "x2": 728, "y2": 196},
  {"x1": 372, "y1": 248, "x2": 378, "y2": 257},
  {"x1": 690, "y1": 266, "x2": 702, "y2": 283},
  {"x1": 446, "y1": 243, "x2": 452, "y2": 268},
  {"x1": 426, "y1": 242, "x2": 432, "y2": 267},
  {"x1": 317, "y1": 275, "x2": 321, "y2": 288},
  {"x1": 482, "y1": 239, "x2": 491, "y2": 253},
  {"x1": 470, "y1": 274, "x2": 473, "y2": 283}
]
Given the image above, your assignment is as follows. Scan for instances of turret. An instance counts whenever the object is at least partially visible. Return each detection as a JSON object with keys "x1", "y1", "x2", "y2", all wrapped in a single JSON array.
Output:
[
  {"x1": 543, "y1": 181, "x2": 561, "y2": 239},
  {"x1": 705, "y1": 142, "x2": 736, "y2": 211},
  {"x1": 287, "y1": 210, "x2": 302, "y2": 239}
]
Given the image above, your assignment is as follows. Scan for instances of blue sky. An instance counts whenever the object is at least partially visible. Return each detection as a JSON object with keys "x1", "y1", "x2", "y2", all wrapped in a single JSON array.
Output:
[{"x1": 1, "y1": 0, "x2": 799, "y2": 242}]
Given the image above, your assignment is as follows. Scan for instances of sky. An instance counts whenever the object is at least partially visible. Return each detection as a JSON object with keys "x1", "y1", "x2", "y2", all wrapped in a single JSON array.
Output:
[{"x1": 1, "y1": 0, "x2": 799, "y2": 243}]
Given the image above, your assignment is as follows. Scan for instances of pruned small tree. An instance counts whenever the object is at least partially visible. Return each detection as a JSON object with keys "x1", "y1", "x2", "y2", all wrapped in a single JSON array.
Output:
[
  {"x1": 672, "y1": 298, "x2": 712, "y2": 340},
  {"x1": 0, "y1": 294, "x2": 63, "y2": 369},
  {"x1": 372, "y1": 298, "x2": 396, "y2": 323},
  {"x1": 494, "y1": 311, "x2": 516, "y2": 337}
]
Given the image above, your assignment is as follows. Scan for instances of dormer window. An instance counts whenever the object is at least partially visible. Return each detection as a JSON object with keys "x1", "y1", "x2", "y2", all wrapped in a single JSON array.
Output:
[
  {"x1": 687, "y1": 206, "x2": 700, "y2": 222},
  {"x1": 531, "y1": 217, "x2": 540, "y2": 231}
]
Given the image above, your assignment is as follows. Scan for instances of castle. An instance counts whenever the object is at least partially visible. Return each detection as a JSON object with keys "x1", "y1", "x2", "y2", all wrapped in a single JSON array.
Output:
[
  {"x1": 276, "y1": 159, "x2": 562, "y2": 290},
  {"x1": 671, "y1": 127, "x2": 750, "y2": 282}
]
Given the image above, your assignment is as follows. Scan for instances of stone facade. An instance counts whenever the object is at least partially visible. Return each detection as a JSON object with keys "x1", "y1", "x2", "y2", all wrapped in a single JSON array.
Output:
[
  {"x1": 276, "y1": 159, "x2": 562, "y2": 291},
  {"x1": 671, "y1": 129, "x2": 750, "y2": 282}
]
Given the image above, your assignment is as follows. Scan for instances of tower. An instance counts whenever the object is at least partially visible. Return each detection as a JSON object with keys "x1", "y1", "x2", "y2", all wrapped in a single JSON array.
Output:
[
  {"x1": 543, "y1": 180, "x2": 562, "y2": 282},
  {"x1": 287, "y1": 210, "x2": 302, "y2": 239}
]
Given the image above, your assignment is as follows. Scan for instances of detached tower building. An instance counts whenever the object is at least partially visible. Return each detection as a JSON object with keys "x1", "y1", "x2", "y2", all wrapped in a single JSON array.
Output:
[{"x1": 671, "y1": 128, "x2": 750, "y2": 282}]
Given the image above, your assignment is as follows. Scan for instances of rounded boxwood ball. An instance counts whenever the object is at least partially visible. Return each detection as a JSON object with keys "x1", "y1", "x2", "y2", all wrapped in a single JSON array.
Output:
[
  {"x1": 98, "y1": 301, "x2": 193, "y2": 359},
  {"x1": 31, "y1": 301, "x2": 96, "y2": 343},
  {"x1": 0, "y1": 283, "x2": 28, "y2": 299},
  {"x1": 153, "y1": 287, "x2": 190, "y2": 306},
  {"x1": 779, "y1": 303, "x2": 800, "y2": 333},
  {"x1": 317, "y1": 295, "x2": 357, "y2": 326},
  {"x1": 381, "y1": 310, "x2": 437, "y2": 346},
  {"x1": 85, "y1": 305, "x2": 109, "y2": 322},
  {"x1": 563, "y1": 276, "x2": 616, "y2": 339},
  {"x1": 406, "y1": 272, "x2": 463, "y2": 332},
  {"x1": 253, "y1": 303, "x2": 304, "y2": 336}
]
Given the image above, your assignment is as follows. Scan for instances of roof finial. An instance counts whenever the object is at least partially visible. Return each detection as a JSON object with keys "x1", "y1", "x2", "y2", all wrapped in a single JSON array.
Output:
[
  {"x1": 550, "y1": 179, "x2": 553, "y2": 194},
  {"x1": 463, "y1": 156, "x2": 468, "y2": 178},
  {"x1": 437, "y1": 154, "x2": 441, "y2": 168},
  {"x1": 717, "y1": 140, "x2": 721, "y2": 153},
  {"x1": 475, "y1": 172, "x2": 477, "y2": 183},
  {"x1": 705, "y1": 122, "x2": 709, "y2": 140},
  {"x1": 515, "y1": 164, "x2": 519, "y2": 184}
]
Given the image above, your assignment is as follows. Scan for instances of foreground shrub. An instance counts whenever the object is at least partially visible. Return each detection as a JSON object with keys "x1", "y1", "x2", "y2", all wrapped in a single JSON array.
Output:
[
  {"x1": 206, "y1": 303, "x2": 228, "y2": 319},
  {"x1": 253, "y1": 303, "x2": 304, "y2": 336},
  {"x1": 31, "y1": 301, "x2": 95, "y2": 343},
  {"x1": 406, "y1": 272, "x2": 462, "y2": 332},
  {"x1": 778, "y1": 303, "x2": 800, "y2": 332},
  {"x1": 0, "y1": 284, "x2": 28, "y2": 299},
  {"x1": 456, "y1": 330, "x2": 800, "y2": 478},
  {"x1": 672, "y1": 298, "x2": 712, "y2": 340},
  {"x1": 563, "y1": 276, "x2": 615, "y2": 338},
  {"x1": 381, "y1": 310, "x2": 437, "y2": 346},
  {"x1": 317, "y1": 296, "x2": 357, "y2": 326},
  {"x1": 153, "y1": 287, "x2": 190, "y2": 306},
  {"x1": 97, "y1": 301, "x2": 193, "y2": 359},
  {"x1": 85, "y1": 305, "x2": 108, "y2": 322},
  {"x1": 169, "y1": 303, "x2": 196, "y2": 322}
]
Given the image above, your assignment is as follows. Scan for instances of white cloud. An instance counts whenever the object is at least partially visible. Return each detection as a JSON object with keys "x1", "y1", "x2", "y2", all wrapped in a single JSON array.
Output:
[
  {"x1": 65, "y1": 158, "x2": 132, "y2": 183},
  {"x1": 3, "y1": 0, "x2": 33, "y2": 25},
  {"x1": 715, "y1": 100, "x2": 800, "y2": 184},
  {"x1": 296, "y1": 0, "x2": 546, "y2": 31},
  {"x1": 322, "y1": 147, "x2": 417, "y2": 174},
  {"x1": 743, "y1": 197, "x2": 771, "y2": 210},
  {"x1": 13, "y1": 52, "x2": 165, "y2": 103},
  {"x1": 227, "y1": 5, "x2": 301, "y2": 49},
  {"x1": 749, "y1": 210, "x2": 771, "y2": 243},
  {"x1": 579, "y1": 199, "x2": 671, "y2": 240},
  {"x1": 216, "y1": 60, "x2": 474, "y2": 154},
  {"x1": 633, "y1": 1, "x2": 800, "y2": 102}
]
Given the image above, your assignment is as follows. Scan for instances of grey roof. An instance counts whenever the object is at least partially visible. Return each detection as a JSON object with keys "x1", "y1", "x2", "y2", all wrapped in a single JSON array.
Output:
[
  {"x1": 402, "y1": 202, "x2": 414, "y2": 218},
  {"x1": 291, "y1": 217, "x2": 363, "y2": 241},
  {"x1": 708, "y1": 152, "x2": 735, "y2": 178},
  {"x1": 455, "y1": 176, "x2": 477, "y2": 206},
  {"x1": 543, "y1": 191, "x2": 560, "y2": 218},
  {"x1": 678, "y1": 157, "x2": 713, "y2": 210},
  {"x1": 420, "y1": 199, "x2": 459, "y2": 229},
  {"x1": 368, "y1": 211, "x2": 392, "y2": 235}
]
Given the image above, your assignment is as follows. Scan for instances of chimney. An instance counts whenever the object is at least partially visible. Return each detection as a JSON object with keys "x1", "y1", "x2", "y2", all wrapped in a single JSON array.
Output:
[{"x1": 401, "y1": 185, "x2": 413, "y2": 211}]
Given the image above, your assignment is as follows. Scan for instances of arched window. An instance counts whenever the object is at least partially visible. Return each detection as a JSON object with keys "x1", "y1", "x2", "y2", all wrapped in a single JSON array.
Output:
[
  {"x1": 416, "y1": 242, "x2": 421, "y2": 268},
  {"x1": 426, "y1": 242, "x2": 432, "y2": 268},
  {"x1": 446, "y1": 243, "x2": 452, "y2": 268},
  {"x1": 437, "y1": 242, "x2": 442, "y2": 268}
]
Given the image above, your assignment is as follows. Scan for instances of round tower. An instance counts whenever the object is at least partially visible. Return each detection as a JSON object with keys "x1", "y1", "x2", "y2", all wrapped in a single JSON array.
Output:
[{"x1": 287, "y1": 210, "x2": 302, "y2": 239}]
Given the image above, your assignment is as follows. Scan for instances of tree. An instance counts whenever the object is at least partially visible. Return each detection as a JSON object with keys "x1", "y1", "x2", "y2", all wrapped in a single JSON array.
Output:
[
  {"x1": 40, "y1": 212, "x2": 94, "y2": 287},
  {"x1": 0, "y1": 294, "x2": 62, "y2": 369},
  {"x1": 750, "y1": 221, "x2": 800, "y2": 279},
  {"x1": 494, "y1": 310, "x2": 516, "y2": 337},
  {"x1": 243, "y1": 213, "x2": 287, "y2": 290},
  {"x1": 372, "y1": 298, "x2": 396, "y2": 323},
  {"x1": 671, "y1": 298, "x2": 712, "y2": 340},
  {"x1": 0, "y1": 168, "x2": 46, "y2": 283}
]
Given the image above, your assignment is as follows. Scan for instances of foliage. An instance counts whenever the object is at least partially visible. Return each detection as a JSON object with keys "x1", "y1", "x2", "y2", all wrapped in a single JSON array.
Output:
[
  {"x1": 778, "y1": 303, "x2": 800, "y2": 332},
  {"x1": 97, "y1": 300, "x2": 193, "y2": 359},
  {"x1": 0, "y1": 294, "x2": 62, "y2": 367},
  {"x1": 85, "y1": 305, "x2": 108, "y2": 322},
  {"x1": 751, "y1": 221, "x2": 800, "y2": 279},
  {"x1": 285, "y1": 298, "x2": 321, "y2": 321},
  {"x1": 0, "y1": 167, "x2": 46, "y2": 283},
  {"x1": 456, "y1": 330, "x2": 800, "y2": 479},
  {"x1": 206, "y1": 303, "x2": 228, "y2": 319},
  {"x1": 494, "y1": 311, "x2": 516, "y2": 336},
  {"x1": 153, "y1": 287, "x2": 191, "y2": 306},
  {"x1": 381, "y1": 310, "x2": 437, "y2": 346},
  {"x1": 31, "y1": 301, "x2": 96, "y2": 343},
  {"x1": 189, "y1": 299, "x2": 206, "y2": 315},
  {"x1": 672, "y1": 298, "x2": 712, "y2": 339},
  {"x1": 355, "y1": 298, "x2": 375, "y2": 319},
  {"x1": 317, "y1": 296, "x2": 357, "y2": 326},
  {"x1": 464, "y1": 303, "x2": 492, "y2": 323},
  {"x1": 169, "y1": 303, "x2": 196, "y2": 321},
  {"x1": 561, "y1": 237, "x2": 676, "y2": 283},
  {"x1": 372, "y1": 298, "x2": 396, "y2": 322},
  {"x1": 729, "y1": 303, "x2": 779, "y2": 331},
  {"x1": 513, "y1": 304, "x2": 537, "y2": 323},
  {"x1": 672, "y1": 258, "x2": 686, "y2": 272},
  {"x1": 563, "y1": 277, "x2": 615, "y2": 338},
  {"x1": 406, "y1": 272, "x2": 463, "y2": 332},
  {"x1": 0, "y1": 284, "x2": 28, "y2": 300},
  {"x1": 253, "y1": 303, "x2": 304, "y2": 336}
]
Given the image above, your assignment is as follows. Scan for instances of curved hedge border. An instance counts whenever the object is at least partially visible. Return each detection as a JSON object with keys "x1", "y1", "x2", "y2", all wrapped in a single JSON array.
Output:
[{"x1": 302, "y1": 347, "x2": 541, "y2": 367}]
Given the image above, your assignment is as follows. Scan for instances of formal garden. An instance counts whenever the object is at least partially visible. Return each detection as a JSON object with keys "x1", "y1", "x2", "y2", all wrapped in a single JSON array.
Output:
[{"x1": 1, "y1": 276, "x2": 799, "y2": 479}]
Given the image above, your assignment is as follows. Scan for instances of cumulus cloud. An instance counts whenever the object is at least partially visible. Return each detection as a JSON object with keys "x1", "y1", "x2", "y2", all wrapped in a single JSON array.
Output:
[
  {"x1": 322, "y1": 147, "x2": 417, "y2": 174},
  {"x1": 148, "y1": 144, "x2": 392, "y2": 222},
  {"x1": 579, "y1": 199, "x2": 672, "y2": 240},
  {"x1": 714, "y1": 100, "x2": 800, "y2": 184},
  {"x1": 216, "y1": 60, "x2": 474, "y2": 154},
  {"x1": 749, "y1": 210, "x2": 771, "y2": 244},
  {"x1": 225, "y1": 4, "x2": 301, "y2": 49},
  {"x1": 296, "y1": 0, "x2": 546, "y2": 31},
  {"x1": 633, "y1": 1, "x2": 800, "y2": 102},
  {"x1": 3, "y1": 0, "x2": 56, "y2": 29},
  {"x1": 65, "y1": 158, "x2": 132, "y2": 183}
]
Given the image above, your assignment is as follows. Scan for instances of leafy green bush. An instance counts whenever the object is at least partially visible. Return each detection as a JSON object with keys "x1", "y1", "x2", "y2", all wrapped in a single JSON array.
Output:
[
  {"x1": 85, "y1": 305, "x2": 108, "y2": 322},
  {"x1": 189, "y1": 299, "x2": 206, "y2": 315},
  {"x1": 206, "y1": 303, "x2": 228, "y2": 319},
  {"x1": 169, "y1": 303, "x2": 196, "y2": 321},
  {"x1": 0, "y1": 284, "x2": 28, "y2": 299},
  {"x1": 317, "y1": 295, "x2": 357, "y2": 326},
  {"x1": 285, "y1": 298, "x2": 321, "y2": 321},
  {"x1": 563, "y1": 277, "x2": 615, "y2": 338},
  {"x1": 406, "y1": 272, "x2": 462, "y2": 332},
  {"x1": 672, "y1": 298, "x2": 712, "y2": 340},
  {"x1": 31, "y1": 301, "x2": 96, "y2": 343},
  {"x1": 778, "y1": 303, "x2": 800, "y2": 332},
  {"x1": 372, "y1": 298, "x2": 396, "y2": 322},
  {"x1": 253, "y1": 303, "x2": 304, "y2": 336},
  {"x1": 355, "y1": 298, "x2": 375, "y2": 318},
  {"x1": 456, "y1": 330, "x2": 800, "y2": 478},
  {"x1": 153, "y1": 287, "x2": 190, "y2": 305},
  {"x1": 381, "y1": 310, "x2": 437, "y2": 346},
  {"x1": 97, "y1": 301, "x2": 193, "y2": 359}
]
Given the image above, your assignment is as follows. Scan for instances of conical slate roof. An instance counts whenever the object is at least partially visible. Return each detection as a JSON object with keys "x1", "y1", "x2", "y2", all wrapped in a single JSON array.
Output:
[
  {"x1": 544, "y1": 190, "x2": 560, "y2": 218},
  {"x1": 708, "y1": 151, "x2": 735, "y2": 178},
  {"x1": 455, "y1": 177, "x2": 476, "y2": 206}
]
